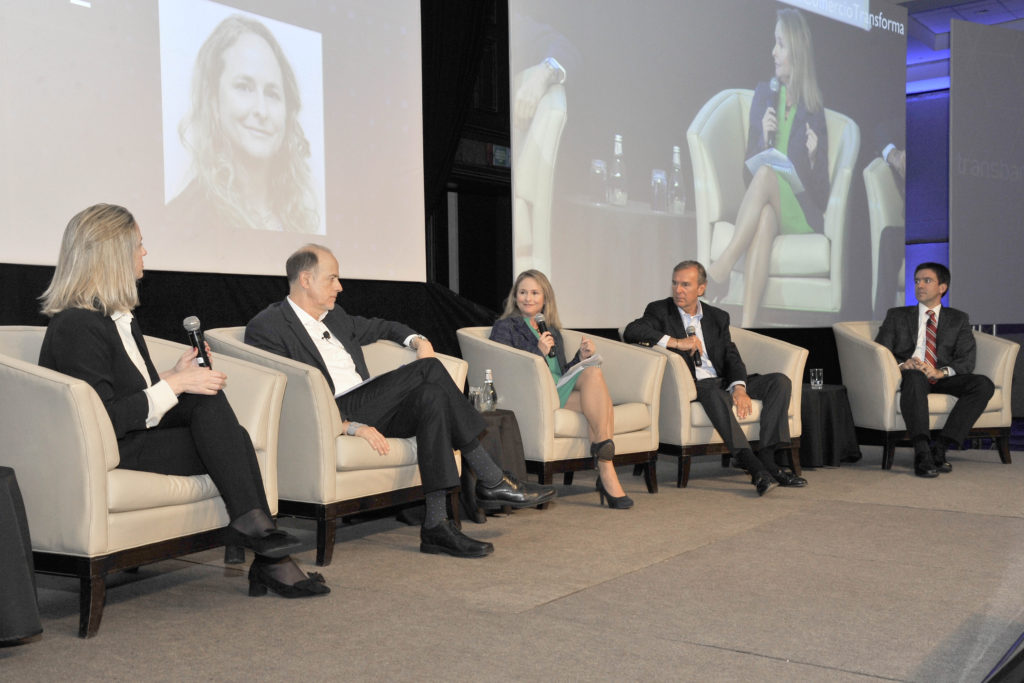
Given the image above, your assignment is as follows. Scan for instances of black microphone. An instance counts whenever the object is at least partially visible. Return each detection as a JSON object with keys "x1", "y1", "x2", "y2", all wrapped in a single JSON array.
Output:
[
  {"x1": 685, "y1": 325, "x2": 702, "y2": 366},
  {"x1": 535, "y1": 313, "x2": 556, "y2": 358},
  {"x1": 323, "y1": 331, "x2": 331, "y2": 341},
  {"x1": 182, "y1": 316, "x2": 212, "y2": 369},
  {"x1": 766, "y1": 76, "x2": 779, "y2": 148}
]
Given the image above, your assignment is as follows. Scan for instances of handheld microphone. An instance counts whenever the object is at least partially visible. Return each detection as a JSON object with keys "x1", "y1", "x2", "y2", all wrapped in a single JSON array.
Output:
[
  {"x1": 766, "y1": 77, "x2": 779, "y2": 148},
  {"x1": 182, "y1": 316, "x2": 212, "y2": 369},
  {"x1": 685, "y1": 325, "x2": 702, "y2": 366},
  {"x1": 535, "y1": 313, "x2": 556, "y2": 358}
]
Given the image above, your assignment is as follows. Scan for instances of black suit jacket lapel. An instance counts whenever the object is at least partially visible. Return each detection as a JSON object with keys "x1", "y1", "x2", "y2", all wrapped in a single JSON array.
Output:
[
  {"x1": 128, "y1": 315, "x2": 160, "y2": 385},
  {"x1": 279, "y1": 301, "x2": 334, "y2": 387}
]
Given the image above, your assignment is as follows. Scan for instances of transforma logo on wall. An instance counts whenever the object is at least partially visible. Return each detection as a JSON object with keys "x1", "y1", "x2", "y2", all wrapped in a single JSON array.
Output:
[{"x1": 781, "y1": 0, "x2": 906, "y2": 34}]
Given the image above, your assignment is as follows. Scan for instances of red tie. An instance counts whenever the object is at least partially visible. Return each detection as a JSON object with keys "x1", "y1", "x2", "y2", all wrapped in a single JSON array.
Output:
[{"x1": 925, "y1": 310, "x2": 938, "y2": 383}]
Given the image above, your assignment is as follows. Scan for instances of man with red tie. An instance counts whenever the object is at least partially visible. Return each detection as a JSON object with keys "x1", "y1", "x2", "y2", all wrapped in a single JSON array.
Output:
[{"x1": 875, "y1": 263, "x2": 994, "y2": 477}]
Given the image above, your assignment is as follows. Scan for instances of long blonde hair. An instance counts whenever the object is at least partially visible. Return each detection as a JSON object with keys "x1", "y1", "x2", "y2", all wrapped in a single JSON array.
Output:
[
  {"x1": 499, "y1": 269, "x2": 563, "y2": 330},
  {"x1": 777, "y1": 8, "x2": 823, "y2": 114},
  {"x1": 178, "y1": 14, "x2": 319, "y2": 234},
  {"x1": 39, "y1": 204, "x2": 140, "y2": 317}
]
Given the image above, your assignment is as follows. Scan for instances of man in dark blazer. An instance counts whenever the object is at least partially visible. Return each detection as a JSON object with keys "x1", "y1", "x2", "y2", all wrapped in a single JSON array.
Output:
[
  {"x1": 874, "y1": 262, "x2": 994, "y2": 477},
  {"x1": 623, "y1": 260, "x2": 805, "y2": 496},
  {"x1": 246, "y1": 245, "x2": 555, "y2": 558}
]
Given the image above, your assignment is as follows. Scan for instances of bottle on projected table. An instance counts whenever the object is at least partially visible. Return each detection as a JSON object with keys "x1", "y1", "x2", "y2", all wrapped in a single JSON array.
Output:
[
  {"x1": 608, "y1": 134, "x2": 628, "y2": 206},
  {"x1": 482, "y1": 369, "x2": 498, "y2": 412},
  {"x1": 669, "y1": 145, "x2": 686, "y2": 215}
]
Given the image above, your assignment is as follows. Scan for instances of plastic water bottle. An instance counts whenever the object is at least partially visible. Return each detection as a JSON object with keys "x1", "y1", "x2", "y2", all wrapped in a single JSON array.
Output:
[
  {"x1": 483, "y1": 369, "x2": 498, "y2": 411},
  {"x1": 608, "y1": 134, "x2": 627, "y2": 206}
]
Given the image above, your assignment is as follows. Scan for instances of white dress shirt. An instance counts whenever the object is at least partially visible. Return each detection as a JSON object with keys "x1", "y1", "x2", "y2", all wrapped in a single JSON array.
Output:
[
  {"x1": 656, "y1": 303, "x2": 745, "y2": 391},
  {"x1": 111, "y1": 311, "x2": 178, "y2": 428}
]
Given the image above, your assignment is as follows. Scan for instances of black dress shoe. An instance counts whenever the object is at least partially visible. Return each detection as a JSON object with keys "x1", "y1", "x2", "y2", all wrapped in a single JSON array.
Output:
[
  {"x1": 931, "y1": 442, "x2": 953, "y2": 473},
  {"x1": 773, "y1": 471, "x2": 807, "y2": 487},
  {"x1": 420, "y1": 519, "x2": 493, "y2": 558},
  {"x1": 248, "y1": 557, "x2": 330, "y2": 598},
  {"x1": 476, "y1": 472, "x2": 557, "y2": 509},
  {"x1": 914, "y1": 451, "x2": 940, "y2": 478},
  {"x1": 754, "y1": 474, "x2": 777, "y2": 496},
  {"x1": 223, "y1": 525, "x2": 304, "y2": 559}
]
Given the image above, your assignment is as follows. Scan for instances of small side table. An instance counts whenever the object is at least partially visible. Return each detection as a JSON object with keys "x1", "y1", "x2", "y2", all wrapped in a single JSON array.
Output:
[
  {"x1": 799, "y1": 384, "x2": 861, "y2": 467},
  {"x1": 0, "y1": 466, "x2": 42, "y2": 645}
]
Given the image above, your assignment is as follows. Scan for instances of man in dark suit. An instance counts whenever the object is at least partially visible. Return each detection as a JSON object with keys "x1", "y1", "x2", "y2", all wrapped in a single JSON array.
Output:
[
  {"x1": 623, "y1": 260, "x2": 806, "y2": 496},
  {"x1": 246, "y1": 245, "x2": 555, "y2": 558},
  {"x1": 874, "y1": 262, "x2": 994, "y2": 477}
]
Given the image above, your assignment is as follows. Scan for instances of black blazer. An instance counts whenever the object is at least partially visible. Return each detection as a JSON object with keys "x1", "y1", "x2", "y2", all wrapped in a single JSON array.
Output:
[
  {"x1": 623, "y1": 298, "x2": 747, "y2": 384},
  {"x1": 245, "y1": 299, "x2": 416, "y2": 394},
  {"x1": 488, "y1": 316, "x2": 580, "y2": 374},
  {"x1": 38, "y1": 308, "x2": 160, "y2": 439},
  {"x1": 874, "y1": 305, "x2": 976, "y2": 375},
  {"x1": 745, "y1": 80, "x2": 830, "y2": 232}
]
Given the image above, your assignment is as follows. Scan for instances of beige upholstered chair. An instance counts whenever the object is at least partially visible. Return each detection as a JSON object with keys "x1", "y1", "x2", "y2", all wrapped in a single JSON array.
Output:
[
  {"x1": 863, "y1": 156, "x2": 906, "y2": 315},
  {"x1": 0, "y1": 326, "x2": 285, "y2": 638},
  {"x1": 512, "y1": 77, "x2": 567, "y2": 277},
  {"x1": 206, "y1": 328, "x2": 466, "y2": 567},
  {"x1": 687, "y1": 89, "x2": 860, "y2": 315},
  {"x1": 456, "y1": 327, "x2": 665, "y2": 492},
  {"x1": 650, "y1": 327, "x2": 807, "y2": 487},
  {"x1": 832, "y1": 321, "x2": 1018, "y2": 469}
]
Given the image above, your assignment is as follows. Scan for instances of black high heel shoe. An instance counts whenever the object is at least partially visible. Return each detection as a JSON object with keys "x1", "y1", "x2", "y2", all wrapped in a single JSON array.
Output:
[
  {"x1": 595, "y1": 476, "x2": 634, "y2": 510},
  {"x1": 248, "y1": 558, "x2": 330, "y2": 598}
]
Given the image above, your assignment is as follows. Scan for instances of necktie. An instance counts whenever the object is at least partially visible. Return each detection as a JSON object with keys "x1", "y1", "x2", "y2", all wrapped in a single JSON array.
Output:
[{"x1": 925, "y1": 310, "x2": 938, "y2": 383}]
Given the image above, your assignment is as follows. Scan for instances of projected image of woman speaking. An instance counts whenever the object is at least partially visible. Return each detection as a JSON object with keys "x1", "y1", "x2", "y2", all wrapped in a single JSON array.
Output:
[
  {"x1": 705, "y1": 8, "x2": 829, "y2": 327},
  {"x1": 168, "y1": 13, "x2": 322, "y2": 234}
]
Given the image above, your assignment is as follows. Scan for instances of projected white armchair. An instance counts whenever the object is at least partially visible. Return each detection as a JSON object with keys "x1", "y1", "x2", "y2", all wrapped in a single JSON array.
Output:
[
  {"x1": 0, "y1": 326, "x2": 285, "y2": 638},
  {"x1": 649, "y1": 327, "x2": 807, "y2": 487},
  {"x1": 863, "y1": 156, "x2": 906, "y2": 316},
  {"x1": 833, "y1": 321, "x2": 1018, "y2": 469},
  {"x1": 457, "y1": 327, "x2": 665, "y2": 492},
  {"x1": 687, "y1": 88, "x2": 860, "y2": 316},
  {"x1": 206, "y1": 327, "x2": 466, "y2": 566}
]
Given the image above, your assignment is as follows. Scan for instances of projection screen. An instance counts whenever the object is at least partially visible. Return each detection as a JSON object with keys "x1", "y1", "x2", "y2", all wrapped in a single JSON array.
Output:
[
  {"x1": 949, "y1": 19, "x2": 1024, "y2": 324},
  {"x1": 0, "y1": 0, "x2": 425, "y2": 281},
  {"x1": 509, "y1": 0, "x2": 908, "y2": 328}
]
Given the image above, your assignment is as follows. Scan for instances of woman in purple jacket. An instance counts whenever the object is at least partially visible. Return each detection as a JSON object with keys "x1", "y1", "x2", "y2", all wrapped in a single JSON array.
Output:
[{"x1": 490, "y1": 270, "x2": 632, "y2": 509}]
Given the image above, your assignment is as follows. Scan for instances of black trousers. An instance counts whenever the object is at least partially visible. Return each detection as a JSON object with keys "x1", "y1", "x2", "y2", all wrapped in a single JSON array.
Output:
[
  {"x1": 899, "y1": 370, "x2": 995, "y2": 444},
  {"x1": 117, "y1": 391, "x2": 271, "y2": 521},
  {"x1": 695, "y1": 373, "x2": 792, "y2": 476},
  {"x1": 335, "y1": 357, "x2": 486, "y2": 494}
]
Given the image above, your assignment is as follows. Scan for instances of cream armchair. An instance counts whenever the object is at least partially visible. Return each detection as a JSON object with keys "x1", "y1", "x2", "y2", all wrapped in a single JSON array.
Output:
[
  {"x1": 512, "y1": 78, "x2": 567, "y2": 277},
  {"x1": 863, "y1": 156, "x2": 906, "y2": 316},
  {"x1": 687, "y1": 89, "x2": 860, "y2": 316},
  {"x1": 0, "y1": 326, "x2": 285, "y2": 638},
  {"x1": 833, "y1": 321, "x2": 1018, "y2": 469},
  {"x1": 206, "y1": 328, "x2": 466, "y2": 567},
  {"x1": 651, "y1": 327, "x2": 807, "y2": 487},
  {"x1": 457, "y1": 327, "x2": 665, "y2": 492}
]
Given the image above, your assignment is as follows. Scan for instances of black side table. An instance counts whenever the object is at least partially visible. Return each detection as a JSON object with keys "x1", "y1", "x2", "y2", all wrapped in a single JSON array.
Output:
[
  {"x1": 0, "y1": 467, "x2": 42, "y2": 645},
  {"x1": 799, "y1": 384, "x2": 862, "y2": 467}
]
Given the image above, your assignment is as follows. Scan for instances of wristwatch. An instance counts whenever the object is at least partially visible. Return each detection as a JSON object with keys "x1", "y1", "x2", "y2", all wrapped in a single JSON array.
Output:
[{"x1": 942, "y1": 367, "x2": 950, "y2": 377}]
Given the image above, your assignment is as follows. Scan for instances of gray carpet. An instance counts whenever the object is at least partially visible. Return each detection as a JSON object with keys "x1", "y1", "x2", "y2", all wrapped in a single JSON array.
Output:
[{"x1": 3, "y1": 445, "x2": 1023, "y2": 682}]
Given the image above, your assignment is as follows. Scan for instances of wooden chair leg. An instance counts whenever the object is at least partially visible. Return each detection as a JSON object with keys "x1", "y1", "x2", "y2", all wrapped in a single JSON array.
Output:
[
  {"x1": 224, "y1": 545, "x2": 245, "y2": 564},
  {"x1": 316, "y1": 515, "x2": 336, "y2": 567},
  {"x1": 681, "y1": 455, "x2": 692, "y2": 488},
  {"x1": 563, "y1": 472, "x2": 574, "y2": 485},
  {"x1": 79, "y1": 574, "x2": 106, "y2": 639},
  {"x1": 882, "y1": 435, "x2": 897, "y2": 470},
  {"x1": 643, "y1": 456, "x2": 658, "y2": 493},
  {"x1": 996, "y1": 434, "x2": 1012, "y2": 464}
]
